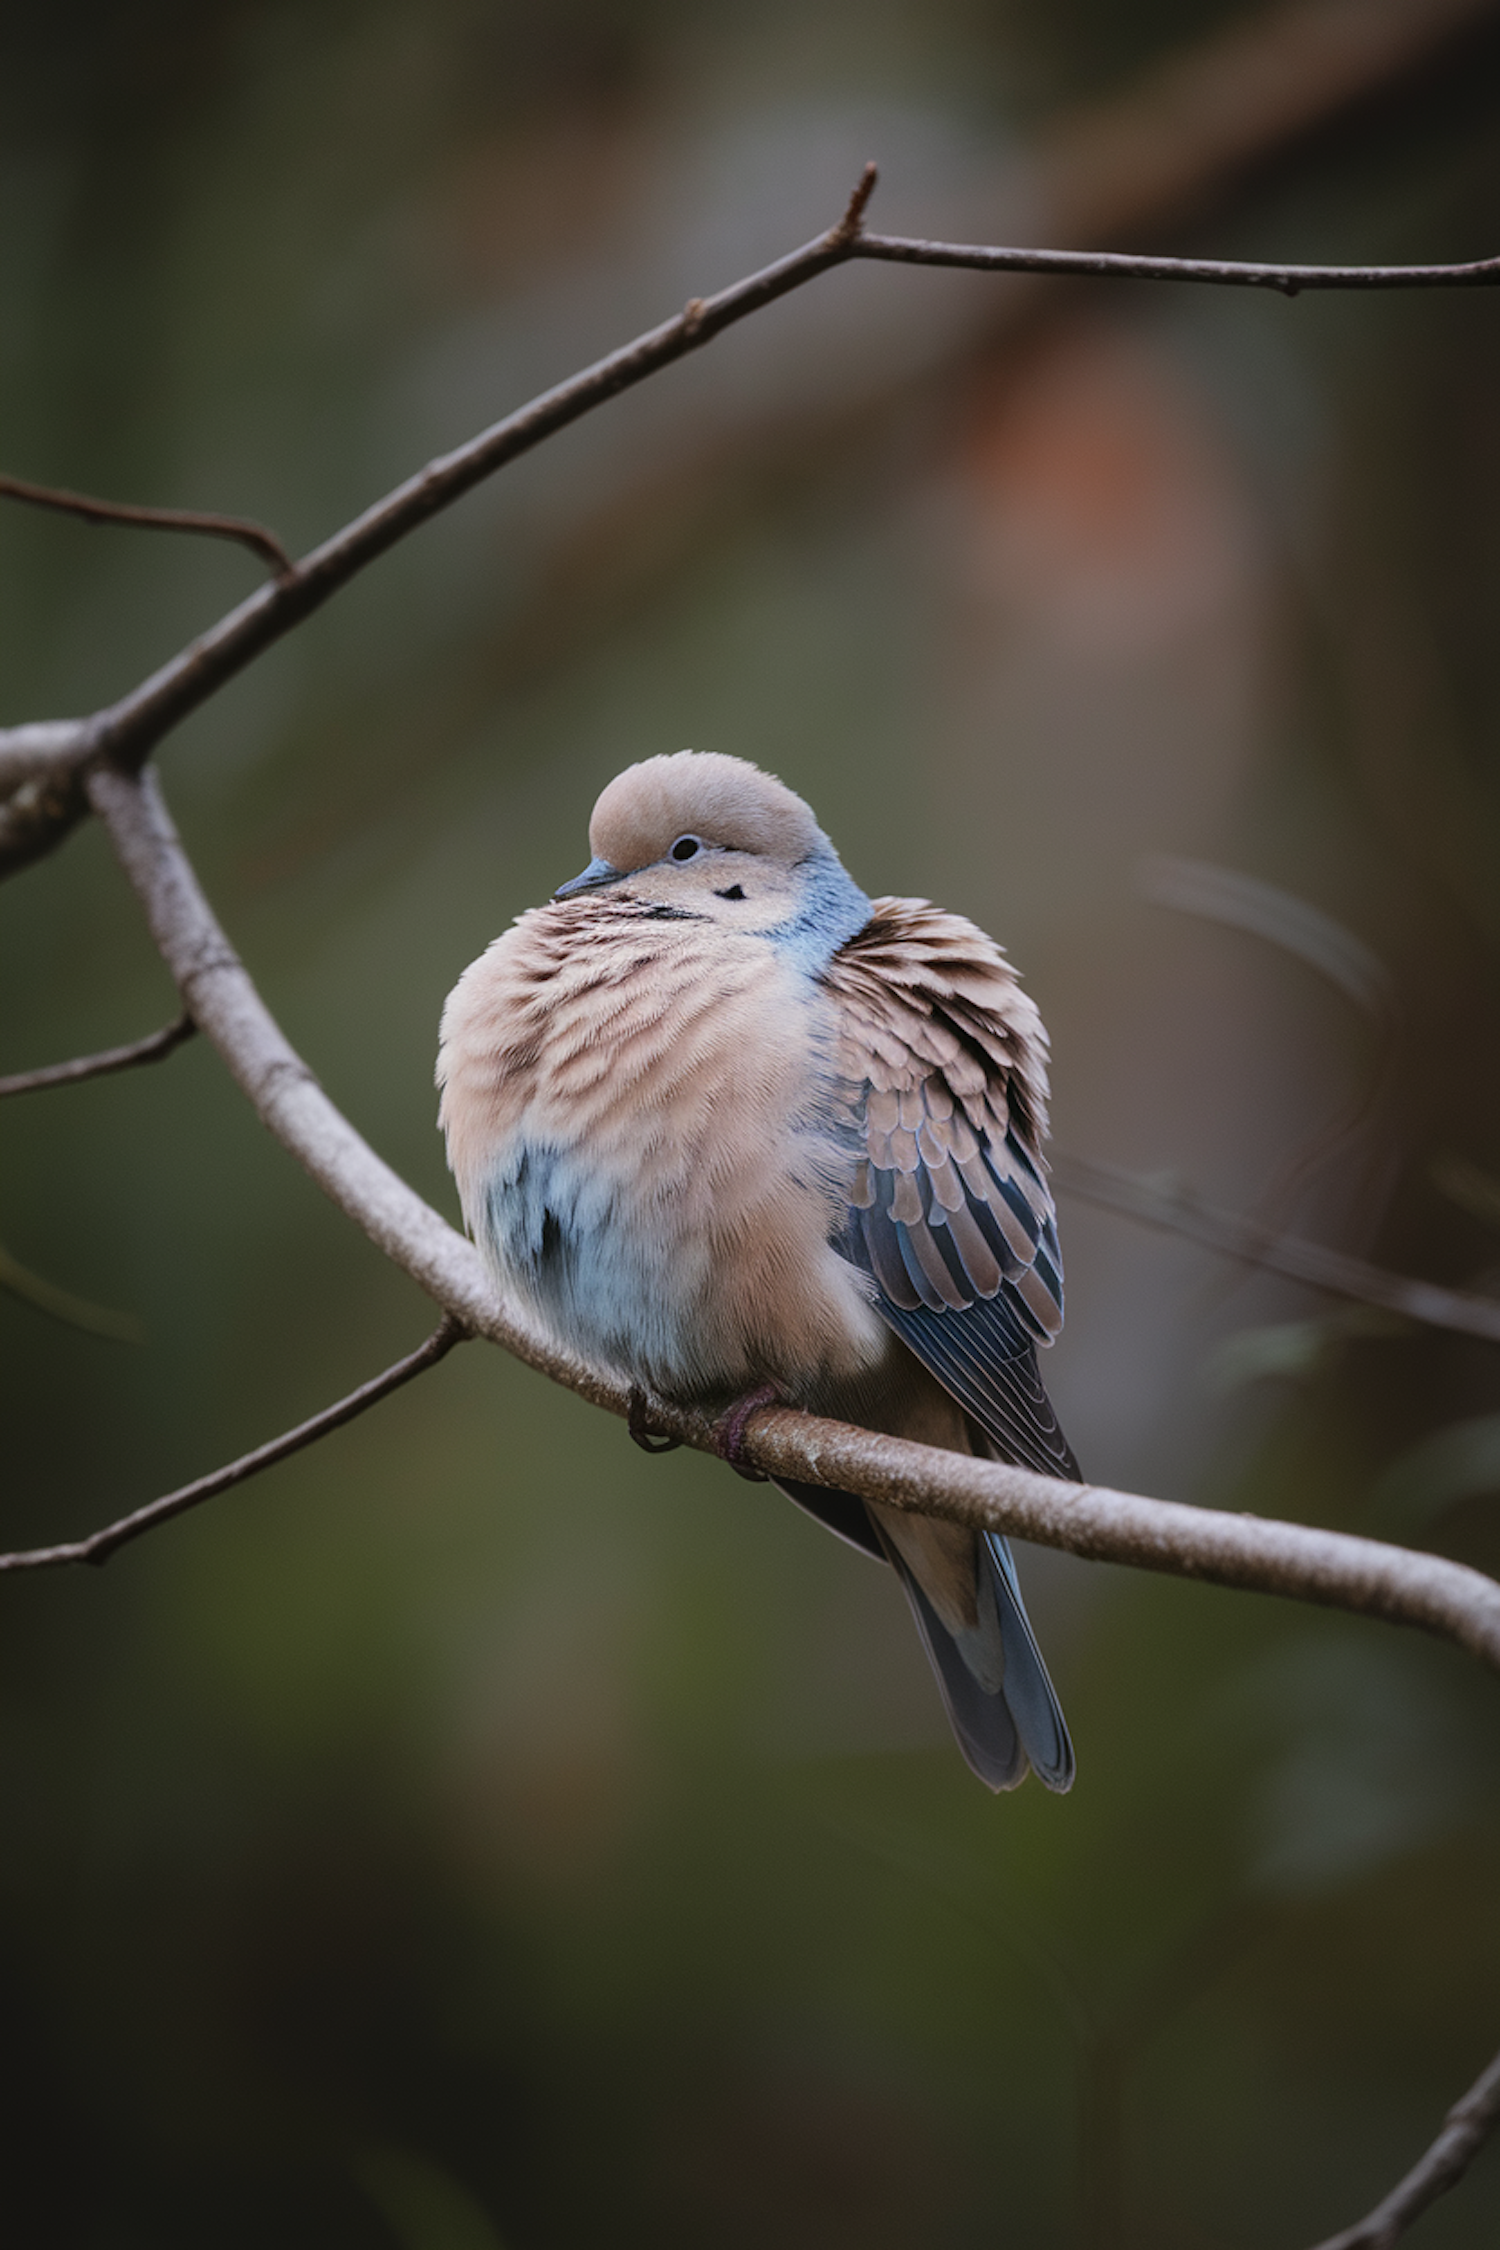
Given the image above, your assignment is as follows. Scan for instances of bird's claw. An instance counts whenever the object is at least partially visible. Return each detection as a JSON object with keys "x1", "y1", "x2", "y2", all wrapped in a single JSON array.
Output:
[
  {"x1": 712, "y1": 1384, "x2": 782, "y2": 1481},
  {"x1": 628, "y1": 1386, "x2": 681, "y2": 1455}
]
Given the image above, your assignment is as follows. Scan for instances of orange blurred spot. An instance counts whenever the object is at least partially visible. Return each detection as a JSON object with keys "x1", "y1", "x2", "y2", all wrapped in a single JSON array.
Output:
[{"x1": 955, "y1": 321, "x2": 1255, "y2": 653}]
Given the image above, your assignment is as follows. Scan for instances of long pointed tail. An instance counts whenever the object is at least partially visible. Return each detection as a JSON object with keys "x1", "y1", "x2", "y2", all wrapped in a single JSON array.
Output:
[{"x1": 880, "y1": 1527, "x2": 1074, "y2": 1793}]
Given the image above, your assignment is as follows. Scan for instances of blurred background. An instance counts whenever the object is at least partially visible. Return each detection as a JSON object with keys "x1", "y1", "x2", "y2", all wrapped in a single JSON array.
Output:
[{"x1": 4, "y1": 1, "x2": 1500, "y2": 2242}]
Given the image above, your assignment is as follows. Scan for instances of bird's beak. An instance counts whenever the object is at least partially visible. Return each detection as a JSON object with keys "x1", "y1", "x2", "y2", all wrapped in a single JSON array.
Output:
[{"x1": 553, "y1": 856, "x2": 622, "y2": 900}]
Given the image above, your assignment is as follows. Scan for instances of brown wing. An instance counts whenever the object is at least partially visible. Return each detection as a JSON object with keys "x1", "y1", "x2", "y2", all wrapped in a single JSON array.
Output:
[{"x1": 822, "y1": 897, "x2": 1078, "y2": 1482}]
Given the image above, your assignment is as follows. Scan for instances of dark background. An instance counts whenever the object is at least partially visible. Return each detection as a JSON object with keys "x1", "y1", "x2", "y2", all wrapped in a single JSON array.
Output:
[{"x1": 4, "y1": 2, "x2": 1500, "y2": 2242}]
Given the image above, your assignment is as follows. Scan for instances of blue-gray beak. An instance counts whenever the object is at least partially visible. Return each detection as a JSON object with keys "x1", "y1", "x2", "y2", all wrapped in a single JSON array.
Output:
[{"x1": 553, "y1": 855, "x2": 622, "y2": 900}]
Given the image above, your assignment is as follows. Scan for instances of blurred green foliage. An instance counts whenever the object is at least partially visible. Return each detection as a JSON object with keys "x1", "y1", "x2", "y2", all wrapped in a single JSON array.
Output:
[{"x1": 4, "y1": 2, "x2": 1500, "y2": 2243}]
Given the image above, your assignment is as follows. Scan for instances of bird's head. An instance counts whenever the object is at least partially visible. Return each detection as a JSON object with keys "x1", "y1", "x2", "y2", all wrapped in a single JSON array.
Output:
[{"x1": 554, "y1": 751, "x2": 871, "y2": 957}]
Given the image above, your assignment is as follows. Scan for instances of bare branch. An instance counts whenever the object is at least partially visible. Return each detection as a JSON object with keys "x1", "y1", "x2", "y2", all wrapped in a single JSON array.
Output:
[
  {"x1": 86, "y1": 761, "x2": 521, "y2": 1343},
  {"x1": 57, "y1": 228, "x2": 1500, "y2": 787},
  {"x1": 1052, "y1": 1152, "x2": 1500, "y2": 1348},
  {"x1": 59, "y1": 217, "x2": 872, "y2": 787},
  {"x1": 0, "y1": 1011, "x2": 195, "y2": 1099},
  {"x1": 77, "y1": 760, "x2": 1500, "y2": 1686},
  {"x1": 0, "y1": 470, "x2": 293, "y2": 578},
  {"x1": 853, "y1": 236, "x2": 1500, "y2": 294},
  {"x1": 1309, "y1": 2044, "x2": 1500, "y2": 2250},
  {"x1": 0, "y1": 1314, "x2": 468, "y2": 1572}
]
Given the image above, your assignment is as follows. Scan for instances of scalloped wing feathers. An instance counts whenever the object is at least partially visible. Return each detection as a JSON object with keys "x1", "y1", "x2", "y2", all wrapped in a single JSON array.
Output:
[{"x1": 822, "y1": 899, "x2": 1078, "y2": 1482}]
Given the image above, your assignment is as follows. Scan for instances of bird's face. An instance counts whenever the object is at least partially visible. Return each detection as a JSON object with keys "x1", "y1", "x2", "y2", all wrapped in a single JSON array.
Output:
[
  {"x1": 554, "y1": 751, "x2": 870, "y2": 950},
  {"x1": 557, "y1": 829, "x2": 809, "y2": 935}
]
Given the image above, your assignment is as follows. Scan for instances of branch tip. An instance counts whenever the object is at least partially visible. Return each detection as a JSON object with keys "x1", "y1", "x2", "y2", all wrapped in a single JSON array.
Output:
[
  {"x1": 0, "y1": 1312, "x2": 469, "y2": 1574},
  {"x1": 834, "y1": 161, "x2": 879, "y2": 244},
  {"x1": 0, "y1": 470, "x2": 294, "y2": 580},
  {"x1": 0, "y1": 1010, "x2": 196, "y2": 1100}
]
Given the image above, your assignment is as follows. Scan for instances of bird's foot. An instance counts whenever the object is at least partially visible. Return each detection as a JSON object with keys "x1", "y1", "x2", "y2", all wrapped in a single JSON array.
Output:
[
  {"x1": 712, "y1": 1384, "x2": 782, "y2": 1482},
  {"x1": 627, "y1": 1386, "x2": 681, "y2": 1455}
]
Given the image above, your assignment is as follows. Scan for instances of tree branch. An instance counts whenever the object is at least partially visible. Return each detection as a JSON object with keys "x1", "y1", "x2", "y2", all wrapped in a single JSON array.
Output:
[
  {"x1": 0, "y1": 1314, "x2": 468, "y2": 1572},
  {"x1": 5, "y1": 211, "x2": 1500, "y2": 876},
  {"x1": 1309, "y1": 2044, "x2": 1500, "y2": 2250},
  {"x1": 0, "y1": 1011, "x2": 195, "y2": 1099},
  {"x1": 0, "y1": 470, "x2": 293, "y2": 578},
  {"x1": 1051, "y1": 1152, "x2": 1500, "y2": 1347},
  {"x1": 44, "y1": 225, "x2": 1500, "y2": 786}
]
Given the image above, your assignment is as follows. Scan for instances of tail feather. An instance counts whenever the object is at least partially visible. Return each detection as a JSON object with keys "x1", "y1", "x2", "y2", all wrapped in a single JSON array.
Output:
[
  {"x1": 882, "y1": 1537, "x2": 1028, "y2": 1791},
  {"x1": 773, "y1": 1474, "x2": 887, "y2": 1561},
  {"x1": 774, "y1": 1476, "x2": 1075, "y2": 1794},
  {"x1": 982, "y1": 1532, "x2": 1074, "y2": 1791}
]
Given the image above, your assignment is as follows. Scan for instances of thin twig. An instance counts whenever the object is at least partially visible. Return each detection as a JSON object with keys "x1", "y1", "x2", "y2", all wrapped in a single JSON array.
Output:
[
  {"x1": 78, "y1": 761, "x2": 1500, "y2": 1684},
  {"x1": 1051, "y1": 1151, "x2": 1500, "y2": 1347},
  {"x1": 1309, "y1": 2046, "x2": 1500, "y2": 2250},
  {"x1": 853, "y1": 234, "x2": 1500, "y2": 293},
  {"x1": 832, "y1": 160, "x2": 880, "y2": 243},
  {"x1": 0, "y1": 1011, "x2": 195, "y2": 1099},
  {"x1": 0, "y1": 1314, "x2": 468, "y2": 1572},
  {"x1": 0, "y1": 470, "x2": 293, "y2": 578},
  {"x1": 63, "y1": 226, "x2": 1500, "y2": 783}
]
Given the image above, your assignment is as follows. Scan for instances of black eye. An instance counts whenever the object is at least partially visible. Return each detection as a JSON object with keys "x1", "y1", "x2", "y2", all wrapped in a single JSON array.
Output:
[{"x1": 669, "y1": 835, "x2": 702, "y2": 862}]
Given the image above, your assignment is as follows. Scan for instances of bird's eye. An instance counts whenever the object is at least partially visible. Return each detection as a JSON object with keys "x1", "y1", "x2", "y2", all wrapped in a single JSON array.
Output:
[{"x1": 669, "y1": 835, "x2": 702, "y2": 862}]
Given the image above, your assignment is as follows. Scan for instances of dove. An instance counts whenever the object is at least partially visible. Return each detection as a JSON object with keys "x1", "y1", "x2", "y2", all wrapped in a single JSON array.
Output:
[{"x1": 438, "y1": 751, "x2": 1076, "y2": 1790}]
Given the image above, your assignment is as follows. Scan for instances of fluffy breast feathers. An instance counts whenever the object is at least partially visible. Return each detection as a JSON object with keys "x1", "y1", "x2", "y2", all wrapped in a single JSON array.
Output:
[
  {"x1": 438, "y1": 893, "x2": 880, "y2": 1397},
  {"x1": 437, "y1": 890, "x2": 1057, "y2": 1399}
]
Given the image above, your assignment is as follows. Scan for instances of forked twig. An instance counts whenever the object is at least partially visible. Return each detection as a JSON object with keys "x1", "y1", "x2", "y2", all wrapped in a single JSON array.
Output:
[
  {"x1": 0, "y1": 1011, "x2": 195, "y2": 1099},
  {"x1": 0, "y1": 470, "x2": 294, "y2": 578},
  {"x1": 0, "y1": 1314, "x2": 469, "y2": 1571},
  {"x1": 5, "y1": 184, "x2": 1500, "y2": 881}
]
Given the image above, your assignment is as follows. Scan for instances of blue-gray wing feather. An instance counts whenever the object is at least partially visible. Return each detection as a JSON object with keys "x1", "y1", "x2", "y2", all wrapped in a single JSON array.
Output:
[
  {"x1": 822, "y1": 900, "x2": 1078, "y2": 1481},
  {"x1": 816, "y1": 899, "x2": 1078, "y2": 1793}
]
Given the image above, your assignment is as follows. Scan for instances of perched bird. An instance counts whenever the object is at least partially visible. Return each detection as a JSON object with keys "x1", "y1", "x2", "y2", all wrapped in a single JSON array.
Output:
[{"x1": 438, "y1": 752, "x2": 1077, "y2": 1791}]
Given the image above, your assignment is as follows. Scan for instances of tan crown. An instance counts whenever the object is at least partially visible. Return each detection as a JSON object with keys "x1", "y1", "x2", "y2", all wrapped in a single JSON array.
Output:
[{"x1": 588, "y1": 751, "x2": 824, "y2": 873}]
